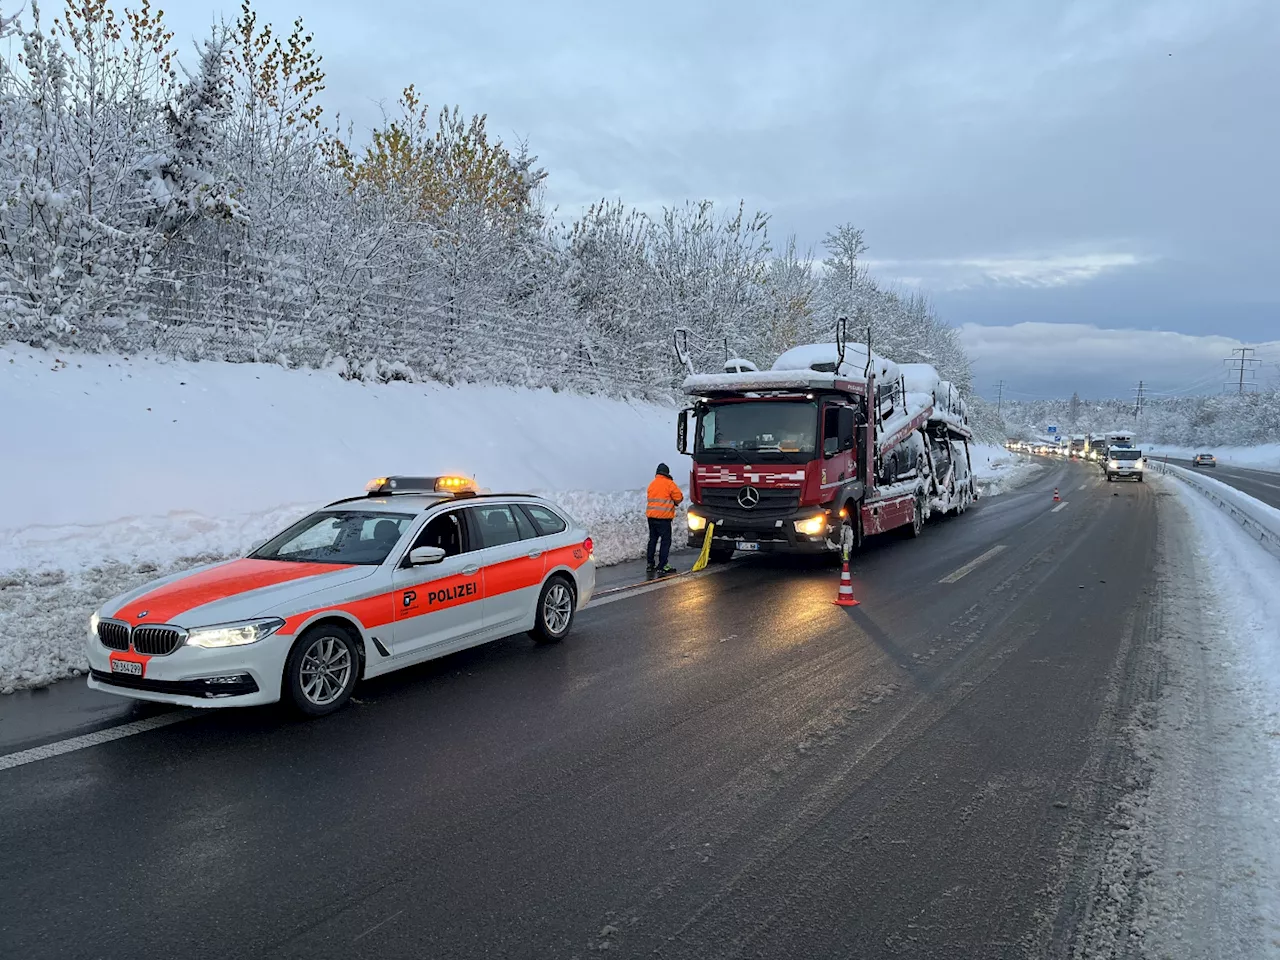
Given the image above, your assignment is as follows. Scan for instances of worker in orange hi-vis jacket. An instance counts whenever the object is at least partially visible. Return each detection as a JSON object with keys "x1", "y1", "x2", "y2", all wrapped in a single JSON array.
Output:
[{"x1": 645, "y1": 463, "x2": 684, "y2": 576}]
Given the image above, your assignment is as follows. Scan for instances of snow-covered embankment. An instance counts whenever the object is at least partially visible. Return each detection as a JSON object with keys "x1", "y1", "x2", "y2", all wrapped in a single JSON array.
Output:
[{"x1": 0, "y1": 346, "x2": 689, "y2": 690}]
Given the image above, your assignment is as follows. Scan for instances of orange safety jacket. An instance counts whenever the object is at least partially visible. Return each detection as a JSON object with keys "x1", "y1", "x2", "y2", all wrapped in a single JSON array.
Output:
[{"x1": 646, "y1": 474, "x2": 684, "y2": 520}]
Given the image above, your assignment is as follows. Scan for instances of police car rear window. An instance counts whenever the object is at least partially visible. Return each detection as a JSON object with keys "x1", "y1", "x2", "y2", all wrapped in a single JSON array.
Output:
[{"x1": 520, "y1": 504, "x2": 567, "y2": 537}]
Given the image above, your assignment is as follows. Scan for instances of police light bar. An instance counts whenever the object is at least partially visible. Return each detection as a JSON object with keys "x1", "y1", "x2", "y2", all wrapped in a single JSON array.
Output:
[{"x1": 364, "y1": 475, "x2": 478, "y2": 496}]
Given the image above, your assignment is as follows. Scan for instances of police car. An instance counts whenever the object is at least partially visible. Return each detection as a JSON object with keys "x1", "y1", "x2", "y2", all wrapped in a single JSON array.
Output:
[{"x1": 86, "y1": 477, "x2": 596, "y2": 716}]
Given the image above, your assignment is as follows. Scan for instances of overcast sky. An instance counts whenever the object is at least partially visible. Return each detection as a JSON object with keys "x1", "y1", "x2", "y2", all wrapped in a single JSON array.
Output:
[{"x1": 170, "y1": 0, "x2": 1280, "y2": 399}]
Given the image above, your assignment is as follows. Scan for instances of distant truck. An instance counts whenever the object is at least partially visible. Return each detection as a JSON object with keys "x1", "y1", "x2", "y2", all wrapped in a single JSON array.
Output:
[
  {"x1": 674, "y1": 331, "x2": 975, "y2": 560},
  {"x1": 1069, "y1": 435, "x2": 1087, "y2": 458}
]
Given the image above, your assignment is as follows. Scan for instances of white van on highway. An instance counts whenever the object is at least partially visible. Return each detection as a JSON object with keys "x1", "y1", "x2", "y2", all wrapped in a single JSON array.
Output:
[{"x1": 1105, "y1": 448, "x2": 1146, "y2": 482}]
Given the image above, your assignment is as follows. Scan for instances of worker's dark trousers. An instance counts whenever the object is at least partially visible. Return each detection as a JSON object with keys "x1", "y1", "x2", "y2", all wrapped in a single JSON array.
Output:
[{"x1": 646, "y1": 517, "x2": 673, "y2": 568}]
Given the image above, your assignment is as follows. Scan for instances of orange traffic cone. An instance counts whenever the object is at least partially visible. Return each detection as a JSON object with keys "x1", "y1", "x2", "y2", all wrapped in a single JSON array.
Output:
[
  {"x1": 833, "y1": 556, "x2": 860, "y2": 607},
  {"x1": 1053, "y1": 487, "x2": 1060, "y2": 502}
]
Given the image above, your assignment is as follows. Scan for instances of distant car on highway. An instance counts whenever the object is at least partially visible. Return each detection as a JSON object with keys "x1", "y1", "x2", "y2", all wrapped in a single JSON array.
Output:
[
  {"x1": 86, "y1": 476, "x2": 596, "y2": 717},
  {"x1": 1192, "y1": 453, "x2": 1217, "y2": 468}
]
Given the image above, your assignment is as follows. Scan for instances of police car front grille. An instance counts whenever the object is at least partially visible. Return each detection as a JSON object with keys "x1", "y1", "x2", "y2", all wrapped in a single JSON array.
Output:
[
  {"x1": 131, "y1": 626, "x2": 185, "y2": 656},
  {"x1": 97, "y1": 620, "x2": 130, "y2": 651}
]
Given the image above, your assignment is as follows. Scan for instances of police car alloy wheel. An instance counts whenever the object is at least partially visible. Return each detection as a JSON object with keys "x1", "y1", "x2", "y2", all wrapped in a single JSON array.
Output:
[
  {"x1": 285, "y1": 625, "x2": 360, "y2": 716},
  {"x1": 532, "y1": 576, "x2": 575, "y2": 644}
]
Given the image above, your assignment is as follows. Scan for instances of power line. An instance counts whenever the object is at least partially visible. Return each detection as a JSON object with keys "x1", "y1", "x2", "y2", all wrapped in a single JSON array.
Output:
[
  {"x1": 1224, "y1": 346, "x2": 1261, "y2": 394},
  {"x1": 1133, "y1": 380, "x2": 1145, "y2": 426},
  {"x1": 994, "y1": 379, "x2": 1006, "y2": 416}
]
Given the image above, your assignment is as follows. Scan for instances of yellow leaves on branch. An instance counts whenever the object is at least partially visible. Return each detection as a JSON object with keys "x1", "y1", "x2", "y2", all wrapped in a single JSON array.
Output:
[
  {"x1": 231, "y1": 0, "x2": 325, "y2": 129},
  {"x1": 331, "y1": 84, "x2": 533, "y2": 229}
]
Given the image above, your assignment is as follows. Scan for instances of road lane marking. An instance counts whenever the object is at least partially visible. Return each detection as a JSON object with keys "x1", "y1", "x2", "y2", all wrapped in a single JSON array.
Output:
[
  {"x1": 1052, "y1": 502, "x2": 1069, "y2": 513},
  {"x1": 0, "y1": 709, "x2": 196, "y2": 773},
  {"x1": 354, "y1": 909, "x2": 404, "y2": 943},
  {"x1": 1078, "y1": 483, "x2": 1088, "y2": 491},
  {"x1": 587, "y1": 564, "x2": 728, "y2": 607},
  {"x1": 939, "y1": 545, "x2": 1007, "y2": 584}
]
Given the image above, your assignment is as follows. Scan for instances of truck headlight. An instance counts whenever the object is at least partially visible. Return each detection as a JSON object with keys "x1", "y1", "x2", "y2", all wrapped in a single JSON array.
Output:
[
  {"x1": 186, "y1": 618, "x2": 285, "y2": 649},
  {"x1": 687, "y1": 513, "x2": 707, "y2": 532},
  {"x1": 1108, "y1": 460, "x2": 1118, "y2": 469},
  {"x1": 793, "y1": 514, "x2": 828, "y2": 536}
]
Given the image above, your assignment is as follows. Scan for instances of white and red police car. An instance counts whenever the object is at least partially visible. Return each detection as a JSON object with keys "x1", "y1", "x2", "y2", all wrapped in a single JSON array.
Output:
[{"x1": 86, "y1": 477, "x2": 595, "y2": 716}]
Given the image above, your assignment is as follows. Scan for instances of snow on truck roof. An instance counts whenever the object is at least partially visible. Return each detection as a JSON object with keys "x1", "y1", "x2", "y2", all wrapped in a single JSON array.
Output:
[{"x1": 682, "y1": 343, "x2": 892, "y2": 396}]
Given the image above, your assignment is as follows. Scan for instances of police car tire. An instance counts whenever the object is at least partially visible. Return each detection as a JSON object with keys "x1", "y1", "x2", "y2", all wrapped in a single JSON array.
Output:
[
  {"x1": 284, "y1": 625, "x2": 360, "y2": 717},
  {"x1": 530, "y1": 575, "x2": 575, "y2": 645}
]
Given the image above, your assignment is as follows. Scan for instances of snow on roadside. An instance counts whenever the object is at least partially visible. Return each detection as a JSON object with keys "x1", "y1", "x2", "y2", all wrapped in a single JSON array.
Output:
[
  {"x1": 1117, "y1": 478, "x2": 1280, "y2": 957},
  {"x1": 970, "y1": 443, "x2": 1042, "y2": 498}
]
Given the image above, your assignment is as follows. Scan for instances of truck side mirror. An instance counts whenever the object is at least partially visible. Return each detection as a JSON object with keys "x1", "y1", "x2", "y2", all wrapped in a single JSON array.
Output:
[{"x1": 676, "y1": 408, "x2": 690, "y2": 455}]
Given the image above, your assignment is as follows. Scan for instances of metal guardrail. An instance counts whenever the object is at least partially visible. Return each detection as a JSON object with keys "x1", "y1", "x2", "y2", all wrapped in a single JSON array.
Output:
[{"x1": 1150, "y1": 459, "x2": 1280, "y2": 559}]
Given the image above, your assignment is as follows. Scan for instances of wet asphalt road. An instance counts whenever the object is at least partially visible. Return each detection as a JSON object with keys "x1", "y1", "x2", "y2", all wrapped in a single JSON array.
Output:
[
  {"x1": 1158, "y1": 457, "x2": 1280, "y2": 509},
  {"x1": 0, "y1": 458, "x2": 1165, "y2": 959}
]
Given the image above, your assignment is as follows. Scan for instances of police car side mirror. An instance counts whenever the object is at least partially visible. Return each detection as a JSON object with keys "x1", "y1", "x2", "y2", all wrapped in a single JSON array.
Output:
[{"x1": 407, "y1": 546, "x2": 446, "y2": 566}]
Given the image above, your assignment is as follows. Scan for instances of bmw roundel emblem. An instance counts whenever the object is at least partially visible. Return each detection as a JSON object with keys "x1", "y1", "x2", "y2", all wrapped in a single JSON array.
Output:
[{"x1": 137, "y1": 610, "x2": 149, "y2": 619}]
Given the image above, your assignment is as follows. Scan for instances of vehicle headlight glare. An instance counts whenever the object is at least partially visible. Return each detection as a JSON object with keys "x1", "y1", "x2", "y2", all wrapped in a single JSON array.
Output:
[
  {"x1": 687, "y1": 513, "x2": 707, "y2": 532},
  {"x1": 793, "y1": 514, "x2": 828, "y2": 536},
  {"x1": 186, "y1": 618, "x2": 285, "y2": 648},
  {"x1": 89, "y1": 612, "x2": 100, "y2": 636}
]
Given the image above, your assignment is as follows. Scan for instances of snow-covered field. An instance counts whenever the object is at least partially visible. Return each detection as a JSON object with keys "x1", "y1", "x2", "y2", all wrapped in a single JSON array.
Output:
[
  {"x1": 0, "y1": 345, "x2": 1038, "y2": 692},
  {"x1": 1145, "y1": 443, "x2": 1280, "y2": 471},
  {"x1": 1111, "y1": 476, "x2": 1280, "y2": 957}
]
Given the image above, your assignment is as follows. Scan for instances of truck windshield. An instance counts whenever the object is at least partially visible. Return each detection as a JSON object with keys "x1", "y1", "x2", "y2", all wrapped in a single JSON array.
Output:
[
  {"x1": 697, "y1": 401, "x2": 818, "y2": 457},
  {"x1": 1112, "y1": 449, "x2": 1142, "y2": 461}
]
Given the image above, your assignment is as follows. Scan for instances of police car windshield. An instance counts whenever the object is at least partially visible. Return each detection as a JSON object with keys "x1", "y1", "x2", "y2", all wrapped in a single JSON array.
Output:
[
  {"x1": 697, "y1": 401, "x2": 817, "y2": 456},
  {"x1": 251, "y1": 510, "x2": 416, "y2": 565}
]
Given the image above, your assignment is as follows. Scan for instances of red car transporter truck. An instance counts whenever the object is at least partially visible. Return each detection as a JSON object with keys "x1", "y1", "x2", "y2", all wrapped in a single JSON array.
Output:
[{"x1": 675, "y1": 333, "x2": 975, "y2": 562}]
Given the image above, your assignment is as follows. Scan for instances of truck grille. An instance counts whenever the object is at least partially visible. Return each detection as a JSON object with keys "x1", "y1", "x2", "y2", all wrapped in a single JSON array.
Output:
[
  {"x1": 97, "y1": 620, "x2": 130, "y2": 651},
  {"x1": 132, "y1": 626, "x2": 186, "y2": 656},
  {"x1": 699, "y1": 488, "x2": 800, "y2": 521}
]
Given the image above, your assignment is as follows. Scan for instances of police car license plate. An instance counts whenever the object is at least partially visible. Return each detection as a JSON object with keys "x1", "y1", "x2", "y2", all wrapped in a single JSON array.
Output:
[
  {"x1": 112, "y1": 659, "x2": 143, "y2": 677},
  {"x1": 736, "y1": 540, "x2": 760, "y2": 551}
]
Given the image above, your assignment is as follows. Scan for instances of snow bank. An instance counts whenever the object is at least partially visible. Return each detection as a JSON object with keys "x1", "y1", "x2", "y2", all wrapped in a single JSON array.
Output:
[
  {"x1": 1150, "y1": 461, "x2": 1280, "y2": 557},
  {"x1": 0, "y1": 344, "x2": 690, "y2": 690},
  {"x1": 1145, "y1": 443, "x2": 1280, "y2": 472},
  {"x1": 969, "y1": 444, "x2": 1042, "y2": 497}
]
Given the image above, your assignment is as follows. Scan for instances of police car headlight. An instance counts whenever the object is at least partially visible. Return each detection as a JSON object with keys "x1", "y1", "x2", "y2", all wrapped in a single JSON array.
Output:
[
  {"x1": 687, "y1": 513, "x2": 707, "y2": 532},
  {"x1": 793, "y1": 514, "x2": 828, "y2": 536},
  {"x1": 186, "y1": 617, "x2": 285, "y2": 649},
  {"x1": 88, "y1": 612, "x2": 100, "y2": 638}
]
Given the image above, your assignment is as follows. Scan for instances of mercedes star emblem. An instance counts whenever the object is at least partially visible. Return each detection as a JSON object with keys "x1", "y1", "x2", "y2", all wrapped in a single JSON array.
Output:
[{"x1": 737, "y1": 485, "x2": 760, "y2": 509}]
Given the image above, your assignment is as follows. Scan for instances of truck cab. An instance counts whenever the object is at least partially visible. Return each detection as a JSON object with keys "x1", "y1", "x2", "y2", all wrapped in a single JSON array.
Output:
[{"x1": 682, "y1": 388, "x2": 868, "y2": 560}]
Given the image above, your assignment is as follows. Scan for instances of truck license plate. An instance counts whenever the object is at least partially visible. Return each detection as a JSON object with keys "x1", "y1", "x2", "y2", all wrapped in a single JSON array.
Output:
[
  {"x1": 736, "y1": 540, "x2": 759, "y2": 551},
  {"x1": 111, "y1": 659, "x2": 144, "y2": 677}
]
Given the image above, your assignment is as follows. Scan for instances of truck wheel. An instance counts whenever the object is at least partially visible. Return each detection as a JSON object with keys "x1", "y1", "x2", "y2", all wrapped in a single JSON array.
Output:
[
  {"x1": 907, "y1": 495, "x2": 925, "y2": 538},
  {"x1": 708, "y1": 544, "x2": 735, "y2": 564}
]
